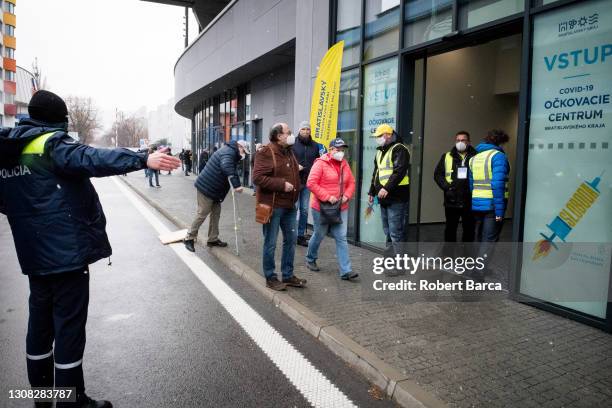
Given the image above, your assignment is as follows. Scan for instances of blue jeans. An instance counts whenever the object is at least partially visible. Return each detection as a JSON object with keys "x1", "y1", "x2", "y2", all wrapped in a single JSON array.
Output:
[
  {"x1": 262, "y1": 207, "x2": 297, "y2": 280},
  {"x1": 473, "y1": 210, "x2": 504, "y2": 270},
  {"x1": 296, "y1": 187, "x2": 310, "y2": 237},
  {"x1": 306, "y1": 210, "x2": 352, "y2": 276},
  {"x1": 380, "y1": 201, "x2": 408, "y2": 254},
  {"x1": 148, "y1": 169, "x2": 159, "y2": 186}
]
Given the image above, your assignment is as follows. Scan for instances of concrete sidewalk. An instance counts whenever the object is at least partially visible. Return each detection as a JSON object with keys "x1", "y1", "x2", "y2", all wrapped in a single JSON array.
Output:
[{"x1": 120, "y1": 171, "x2": 612, "y2": 408}]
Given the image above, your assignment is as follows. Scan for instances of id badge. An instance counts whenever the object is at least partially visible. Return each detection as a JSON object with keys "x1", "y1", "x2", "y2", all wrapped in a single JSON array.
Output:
[{"x1": 457, "y1": 167, "x2": 468, "y2": 179}]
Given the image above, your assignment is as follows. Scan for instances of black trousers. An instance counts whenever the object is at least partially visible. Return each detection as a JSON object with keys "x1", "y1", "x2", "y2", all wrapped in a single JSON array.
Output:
[
  {"x1": 26, "y1": 270, "x2": 90, "y2": 399},
  {"x1": 444, "y1": 206, "x2": 475, "y2": 242}
]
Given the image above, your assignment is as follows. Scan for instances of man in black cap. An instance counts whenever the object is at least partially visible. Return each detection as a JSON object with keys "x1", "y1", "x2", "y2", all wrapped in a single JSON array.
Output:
[{"x1": 0, "y1": 90, "x2": 180, "y2": 408}]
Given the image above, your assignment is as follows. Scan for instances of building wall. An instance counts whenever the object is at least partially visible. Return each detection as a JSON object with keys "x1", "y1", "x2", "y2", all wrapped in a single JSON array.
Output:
[
  {"x1": 174, "y1": 0, "x2": 297, "y2": 109},
  {"x1": 250, "y1": 63, "x2": 295, "y2": 141},
  {"x1": 292, "y1": 0, "x2": 330, "y2": 127},
  {"x1": 2, "y1": 0, "x2": 16, "y2": 127}
]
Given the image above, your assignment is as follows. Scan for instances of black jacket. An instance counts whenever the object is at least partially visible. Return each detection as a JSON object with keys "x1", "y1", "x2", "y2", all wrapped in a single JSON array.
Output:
[
  {"x1": 433, "y1": 145, "x2": 477, "y2": 208},
  {"x1": 0, "y1": 118, "x2": 149, "y2": 276},
  {"x1": 368, "y1": 135, "x2": 410, "y2": 205},
  {"x1": 194, "y1": 141, "x2": 241, "y2": 202},
  {"x1": 291, "y1": 136, "x2": 320, "y2": 186}
]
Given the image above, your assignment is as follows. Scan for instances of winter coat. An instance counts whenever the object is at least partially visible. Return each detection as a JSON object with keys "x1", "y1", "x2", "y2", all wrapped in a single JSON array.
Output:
[
  {"x1": 0, "y1": 118, "x2": 149, "y2": 276},
  {"x1": 368, "y1": 134, "x2": 410, "y2": 205},
  {"x1": 469, "y1": 143, "x2": 510, "y2": 217},
  {"x1": 253, "y1": 142, "x2": 300, "y2": 209},
  {"x1": 433, "y1": 145, "x2": 477, "y2": 208},
  {"x1": 292, "y1": 135, "x2": 320, "y2": 186},
  {"x1": 194, "y1": 141, "x2": 241, "y2": 202},
  {"x1": 198, "y1": 150, "x2": 209, "y2": 173},
  {"x1": 307, "y1": 153, "x2": 355, "y2": 212}
]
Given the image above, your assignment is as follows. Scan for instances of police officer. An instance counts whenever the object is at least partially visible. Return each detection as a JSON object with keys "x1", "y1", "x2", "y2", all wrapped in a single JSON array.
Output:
[
  {"x1": 0, "y1": 90, "x2": 180, "y2": 408},
  {"x1": 434, "y1": 131, "x2": 477, "y2": 242},
  {"x1": 368, "y1": 124, "x2": 410, "y2": 265}
]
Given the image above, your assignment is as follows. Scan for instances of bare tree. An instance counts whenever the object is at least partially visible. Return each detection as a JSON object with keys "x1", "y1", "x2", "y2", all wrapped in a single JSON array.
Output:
[
  {"x1": 102, "y1": 112, "x2": 148, "y2": 148},
  {"x1": 65, "y1": 96, "x2": 101, "y2": 145}
]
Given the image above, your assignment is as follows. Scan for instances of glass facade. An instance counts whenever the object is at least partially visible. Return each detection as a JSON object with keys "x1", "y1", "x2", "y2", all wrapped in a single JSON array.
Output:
[
  {"x1": 363, "y1": 0, "x2": 400, "y2": 61},
  {"x1": 338, "y1": 68, "x2": 360, "y2": 239},
  {"x1": 332, "y1": 0, "x2": 612, "y2": 327},
  {"x1": 192, "y1": 85, "x2": 254, "y2": 186},
  {"x1": 520, "y1": 0, "x2": 612, "y2": 319},
  {"x1": 458, "y1": 0, "x2": 523, "y2": 29},
  {"x1": 359, "y1": 58, "x2": 398, "y2": 247},
  {"x1": 336, "y1": 0, "x2": 362, "y2": 67},
  {"x1": 403, "y1": 0, "x2": 453, "y2": 47}
]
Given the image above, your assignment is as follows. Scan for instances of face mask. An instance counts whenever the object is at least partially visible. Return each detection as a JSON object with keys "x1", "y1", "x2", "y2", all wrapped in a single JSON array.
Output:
[
  {"x1": 456, "y1": 141, "x2": 467, "y2": 152},
  {"x1": 375, "y1": 137, "x2": 386, "y2": 146},
  {"x1": 240, "y1": 153, "x2": 246, "y2": 160},
  {"x1": 286, "y1": 134, "x2": 296, "y2": 146},
  {"x1": 332, "y1": 151, "x2": 344, "y2": 161}
]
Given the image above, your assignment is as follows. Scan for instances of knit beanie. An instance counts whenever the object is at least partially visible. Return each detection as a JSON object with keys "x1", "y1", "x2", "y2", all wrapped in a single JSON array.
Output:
[{"x1": 28, "y1": 90, "x2": 68, "y2": 124}]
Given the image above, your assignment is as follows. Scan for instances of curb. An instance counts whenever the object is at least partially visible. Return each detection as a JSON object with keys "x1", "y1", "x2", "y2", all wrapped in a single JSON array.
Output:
[{"x1": 119, "y1": 176, "x2": 447, "y2": 408}]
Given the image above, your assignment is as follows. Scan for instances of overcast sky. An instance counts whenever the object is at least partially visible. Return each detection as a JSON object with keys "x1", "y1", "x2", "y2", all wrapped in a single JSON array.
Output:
[{"x1": 17, "y1": 0, "x2": 199, "y2": 130}]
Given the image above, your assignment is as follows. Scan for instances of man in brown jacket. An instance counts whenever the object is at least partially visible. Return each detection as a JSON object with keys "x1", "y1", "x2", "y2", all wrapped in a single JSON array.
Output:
[{"x1": 253, "y1": 123, "x2": 307, "y2": 291}]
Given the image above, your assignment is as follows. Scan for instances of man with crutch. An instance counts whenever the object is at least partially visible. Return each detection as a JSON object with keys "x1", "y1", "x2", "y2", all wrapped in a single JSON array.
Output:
[{"x1": 184, "y1": 140, "x2": 249, "y2": 252}]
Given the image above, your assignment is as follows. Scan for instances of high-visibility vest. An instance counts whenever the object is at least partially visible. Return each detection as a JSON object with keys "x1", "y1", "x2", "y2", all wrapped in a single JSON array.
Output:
[
  {"x1": 469, "y1": 149, "x2": 509, "y2": 199},
  {"x1": 21, "y1": 132, "x2": 56, "y2": 155},
  {"x1": 444, "y1": 151, "x2": 467, "y2": 184},
  {"x1": 376, "y1": 143, "x2": 409, "y2": 186}
]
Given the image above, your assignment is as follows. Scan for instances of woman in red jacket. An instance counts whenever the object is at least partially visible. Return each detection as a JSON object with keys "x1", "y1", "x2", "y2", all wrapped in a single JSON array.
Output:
[{"x1": 305, "y1": 138, "x2": 358, "y2": 280}]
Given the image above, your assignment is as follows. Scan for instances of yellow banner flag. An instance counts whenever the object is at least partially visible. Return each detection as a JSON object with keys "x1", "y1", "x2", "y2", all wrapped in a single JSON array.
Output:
[{"x1": 309, "y1": 41, "x2": 344, "y2": 147}]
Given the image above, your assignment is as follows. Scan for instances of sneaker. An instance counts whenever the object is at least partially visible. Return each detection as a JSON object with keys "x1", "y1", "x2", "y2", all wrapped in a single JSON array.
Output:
[
  {"x1": 305, "y1": 261, "x2": 320, "y2": 272},
  {"x1": 341, "y1": 272, "x2": 359, "y2": 281},
  {"x1": 207, "y1": 239, "x2": 228, "y2": 248},
  {"x1": 296, "y1": 236, "x2": 309, "y2": 247},
  {"x1": 184, "y1": 239, "x2": 195, "y2": 252},
  {"x1": 155, "y1": 185, "x2": 161, "y2": 188},
  {"x1": 266, "y1": 278, "x2": 287, "y2": 291},
  {"x1": 282, "y1": 276, "x2": 307, "y2": 287}
]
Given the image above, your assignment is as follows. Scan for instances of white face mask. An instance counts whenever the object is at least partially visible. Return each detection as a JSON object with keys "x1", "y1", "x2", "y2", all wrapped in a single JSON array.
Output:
[
  {"x1": 456, "y1": 141, "x2": 467, "y2": 152},
  {"x1": 375, "y1": 136, "x2": 386, "y2": 146},
  {"x1": 332, "y1": 151, "x2": 344, "y2": 161},
  {"x1": 240, "y1": 153, "x2": 246, "y2": 160},
  {"x1": 286, "y1": 134, "x2": 296, "y2": 146}
]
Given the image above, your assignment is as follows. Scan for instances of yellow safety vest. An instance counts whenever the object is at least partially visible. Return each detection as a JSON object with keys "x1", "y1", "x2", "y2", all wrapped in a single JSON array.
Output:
[
  {"x1": 469, "y1": 150, "x2": 509, "y2": 199},
  {"x1": 21, "y1": 132, "x2": 56, "y2": 155},
  {"x1": 376, "y1": 143, "x2": 409, "y2": 186},
  {"x1": 444, "y1": 151, "x2": 467, "y2": 184}
]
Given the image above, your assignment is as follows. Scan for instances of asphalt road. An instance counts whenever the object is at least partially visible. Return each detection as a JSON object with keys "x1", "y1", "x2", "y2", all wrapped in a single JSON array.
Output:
[{"x1": 0, "y1": 177, "x2": 395, "y2": 408}]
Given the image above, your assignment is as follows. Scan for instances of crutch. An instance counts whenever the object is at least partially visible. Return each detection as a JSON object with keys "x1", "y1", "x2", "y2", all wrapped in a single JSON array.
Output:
[{"x1": 228, "y1": 177, "x2": 240, "y2": 256}]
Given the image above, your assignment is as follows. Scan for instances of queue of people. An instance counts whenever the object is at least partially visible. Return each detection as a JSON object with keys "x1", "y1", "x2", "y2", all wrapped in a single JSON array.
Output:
[{"x1": 182, "y1": 121, "x2": 511, "y2": 289}]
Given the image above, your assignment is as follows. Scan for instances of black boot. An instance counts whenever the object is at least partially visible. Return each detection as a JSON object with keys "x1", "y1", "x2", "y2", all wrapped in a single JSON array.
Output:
[
  {"x1": 184, "y1": 239, "x2": 195, "y2": 252},
  {"x1": 56, "y1": 393, "x2": 112, "y2": 408}
]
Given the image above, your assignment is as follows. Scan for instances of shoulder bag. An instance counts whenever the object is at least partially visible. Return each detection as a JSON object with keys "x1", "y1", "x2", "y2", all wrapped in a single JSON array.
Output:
[{"x1": 319, "y1": 163, "x2": 344, "y2": 225}]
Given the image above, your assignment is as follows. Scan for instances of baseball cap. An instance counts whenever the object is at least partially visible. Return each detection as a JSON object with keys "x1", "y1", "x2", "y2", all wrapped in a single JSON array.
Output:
[
  {"x1": 372, "y1": 124, "x2": 394, "y2": 137},
  {"x1": 328, "y1": 138, "x2": 348, "y2": 148},
  {"x1": 236, "y1": 140, "x2": 251, "y2": 155}
]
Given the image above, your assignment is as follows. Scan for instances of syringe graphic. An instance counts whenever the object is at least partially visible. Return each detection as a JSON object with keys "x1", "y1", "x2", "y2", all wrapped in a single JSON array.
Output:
[{"x1": 533, "y1": 172, "x2": 603, "y2": 260}]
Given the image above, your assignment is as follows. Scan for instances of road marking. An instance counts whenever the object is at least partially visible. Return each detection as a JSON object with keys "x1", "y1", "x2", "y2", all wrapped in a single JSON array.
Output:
[{"x1": 111, "y1": 177, "x2": 357, "y2": 408}]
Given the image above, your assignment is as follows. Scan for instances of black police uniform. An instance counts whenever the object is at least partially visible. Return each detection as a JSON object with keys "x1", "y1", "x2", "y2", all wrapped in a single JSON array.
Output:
[{"x1": 0, "y1": 94, "x2": 149, "y2": 407}]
